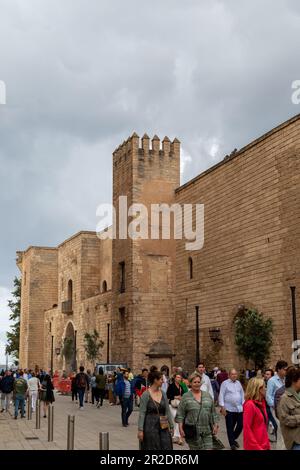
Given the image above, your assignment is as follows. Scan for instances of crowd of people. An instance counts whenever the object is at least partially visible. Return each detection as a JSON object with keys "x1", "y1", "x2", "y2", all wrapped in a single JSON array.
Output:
[
  {"x1": 0, "y1": 367, "x2": 54, "y2": 419},
  {"x1": 1, "y1": 359, "x2": 300, "y2": 451}
]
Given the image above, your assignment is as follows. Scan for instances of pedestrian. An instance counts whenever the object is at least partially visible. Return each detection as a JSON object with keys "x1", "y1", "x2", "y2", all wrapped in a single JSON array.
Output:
[
  {"x1": 176, "y1": 372, "x2": 219, "y2": 450},
  {"x1": 161, "y1": 367, "x2": 169, "y2": 394},
  {"x1": 85, "y1": 369, "x2": 92, "y2": 403},
  {"x1": 13, "y1": 370, "x2": 28, "y2": 419},
  {"x1": 194, "y1": 362, "x2": 214, "y2": 400},
  {"x1": 75, "y1": 366, "x2": 89, "y2": 409},
  {"x1": 40, "y1": 374, "x2": 55, "y2": 418},
  {"x1": 90, "y1": 372, "x2": 97, "y2": 405},
  {"x1": 107, "y1": 374, "x2": 115, "y2": 405},
  {"x1": 266, "y1": 360, "x2": 288, "y2": 449},
  {"x1": 71, "y1": 372, "x2": 78, "y2": 402},
  {"x1": 277, "y1": 366, "x2": 300, "y2": 450},
  {"x1": 264, "y1": 368, "x2": 277, "y2": 440},
  {"x1": 216, "y1": 369, "x2": 228, "y2": 387},
  {"x1": 95, "y1": 368, "x2": 106, "y2": 408},
  {"x1": 138, "y1": 367, "x2": 174, "y2": 449},
  {"x1": 28, "y1": 372, "x2": 40, "y2": 411},
  {"x1": 167, "y1": 373, "x2": 186, "y2": 445},
  {"x1": 0, "y1": 370, "x2": 14, "y2": 413},
  {"x1": 218, "y1": 368, "x2": 244, "y2": 450},
  {"x1": 116, "y1": 369, "x2": 135, "y2": 427},
  {"x1": 243, "y1": 377, "x2": 270, "y2": 450},
  {"x1": 127, "y1": 368, "x2": 134, "y2": 381}
]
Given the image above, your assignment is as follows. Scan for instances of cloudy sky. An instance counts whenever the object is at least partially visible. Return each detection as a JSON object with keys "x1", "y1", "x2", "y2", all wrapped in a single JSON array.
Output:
[{"x1": 0, "y1": 0, "x2": 300, "y2": 363}]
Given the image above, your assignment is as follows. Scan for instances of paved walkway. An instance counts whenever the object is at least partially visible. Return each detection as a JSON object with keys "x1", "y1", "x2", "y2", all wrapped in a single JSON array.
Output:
[{"x1": 0, "y1": 392, "x2": 279, "y2": 450}]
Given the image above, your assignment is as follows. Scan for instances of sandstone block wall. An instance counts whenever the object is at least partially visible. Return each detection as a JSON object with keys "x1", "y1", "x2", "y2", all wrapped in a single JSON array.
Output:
[{"x1": 175, "y1": 115, "x2": 300, "y2": 372}]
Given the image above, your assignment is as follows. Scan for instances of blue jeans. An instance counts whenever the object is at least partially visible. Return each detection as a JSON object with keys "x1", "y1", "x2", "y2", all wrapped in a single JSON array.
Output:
[
  {"x1": 121, "y1": 396, "x2": 133, "y2": 425},
  {"x1": 292, "y1": 443, "x2": 300, "y2": 450},
  {"x1": 78, "y1": 388, "x2": 85, "y2": 407},
  {"x1": 15, "y1": 395, "x2": 25, "y2": 418},
  {"x1": 266, "y1": 404, "x2": 278, "y2": 434}
]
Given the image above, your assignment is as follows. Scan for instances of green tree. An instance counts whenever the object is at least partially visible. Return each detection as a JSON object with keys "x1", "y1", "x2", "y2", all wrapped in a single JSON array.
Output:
[
  {"x1": 83, "y1": 329, "x2": 104, "y2": 366},
  {"x1": 5, "y1": 277, "x2": 21, "y2": 361},
  {"x1": 234, "y1": 307, "x2": 273, "y2": 368},
  {"x1": 62, "y1": 337, "x2": 75, "y2": 360}
]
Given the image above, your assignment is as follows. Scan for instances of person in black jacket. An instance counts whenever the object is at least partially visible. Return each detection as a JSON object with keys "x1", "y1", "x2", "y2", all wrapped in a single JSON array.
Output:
[
  {"x1": 40, "y1": 374, "x2": 54, "y2": 418},
  {"x1": 167, "y1": 374, "x2": 186, "y2": 445},
  {"x1": 0, "y1": 370, "x2": 14, "y2": 412}
]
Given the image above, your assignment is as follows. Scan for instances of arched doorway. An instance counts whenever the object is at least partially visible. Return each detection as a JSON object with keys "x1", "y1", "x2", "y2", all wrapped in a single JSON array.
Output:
[{"x1": 63, "y1": 322, "x2": 76, "y2": 372}]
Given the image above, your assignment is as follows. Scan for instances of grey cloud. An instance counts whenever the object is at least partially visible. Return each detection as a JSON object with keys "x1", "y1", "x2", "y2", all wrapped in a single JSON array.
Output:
[{"x1": 0, "y1": 0, "x2": 300, "y2": 290}]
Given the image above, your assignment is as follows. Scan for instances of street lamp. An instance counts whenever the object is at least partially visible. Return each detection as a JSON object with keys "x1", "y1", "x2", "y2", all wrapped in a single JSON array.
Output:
[
  {"x1": 290, "y1": 286, "x2": 298, "y2": 343},
  {"x1": 209, "y1": 328, "x2": 222, "y2": 343},
  {"x1": 50, "y1": 335, "x2": 54, "y2": 377},
  {"x1": 195, "y1": 306, "x2": 200, "y2": 366}
]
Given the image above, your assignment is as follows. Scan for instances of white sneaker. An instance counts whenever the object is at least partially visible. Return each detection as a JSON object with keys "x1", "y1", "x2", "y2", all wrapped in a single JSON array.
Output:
[{"x1": 80, "y1": 407, "x2": 83, "y2": 410}]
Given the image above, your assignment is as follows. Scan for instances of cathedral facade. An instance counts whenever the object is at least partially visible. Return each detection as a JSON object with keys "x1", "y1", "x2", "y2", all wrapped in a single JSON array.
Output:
[{"x1": 17, "y1": 114, "x2": 300, "y2": 373}]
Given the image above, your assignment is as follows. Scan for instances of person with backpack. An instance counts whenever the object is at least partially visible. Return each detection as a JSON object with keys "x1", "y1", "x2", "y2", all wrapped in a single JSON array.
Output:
[
  {"x1": 243, "y1": 377, "x2": 270, "y2": 450},
  {"x1": 13, "y1": 370, "x2": 28, "y2": 419},
  {"x1": 0, "y1": 370, "x2": 14, "y2": 413},
  {"x1": 75, "y1": 366, "x2": 89, "y2": 409}
]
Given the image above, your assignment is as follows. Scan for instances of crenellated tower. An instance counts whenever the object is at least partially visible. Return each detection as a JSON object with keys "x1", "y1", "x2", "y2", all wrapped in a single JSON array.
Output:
[{"x1": 111, "y1": 133, "x2": 180, "y2": 371}]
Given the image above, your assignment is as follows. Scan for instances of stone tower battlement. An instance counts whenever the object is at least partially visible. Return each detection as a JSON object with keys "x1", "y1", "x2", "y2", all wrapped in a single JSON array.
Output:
[{"x1": 113, "y1": 133, "x2": 180, "y2": 185}]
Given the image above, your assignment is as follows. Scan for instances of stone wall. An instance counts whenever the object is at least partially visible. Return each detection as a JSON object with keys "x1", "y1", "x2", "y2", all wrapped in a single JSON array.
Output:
[
  {"x1": 18, "y1": 247, "x2": 58, "y2": 369},
  {"x1": 175, "y1": 115, "x2": 300, "y2": 372},
  {"x1": 111, "y1": 134, "x2": 180, "y2": 371}
]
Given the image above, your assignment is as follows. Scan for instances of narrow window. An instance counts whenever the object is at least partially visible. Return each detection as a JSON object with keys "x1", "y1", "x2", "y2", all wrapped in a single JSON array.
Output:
[
  {"x1": 119, "y1": 261, "x2": 125, "y2": 293},
  {"x1": 119, "y1": 307, "x2": 125, "y2": 317},
  {"x1": 102, "y1": 280, "x2": 107, "y2": 293},
  {"x1": 68, "y1": 280, "x2": 73, "y2": 308},
  {"x1": 188, "y1": 257, "x2": 193, "y2": 279}
]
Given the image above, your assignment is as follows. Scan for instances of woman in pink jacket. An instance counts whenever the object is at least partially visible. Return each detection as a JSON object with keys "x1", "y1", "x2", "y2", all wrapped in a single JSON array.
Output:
[{"x1": 243, "y1": 377, "x2": 270, "y2": 450}]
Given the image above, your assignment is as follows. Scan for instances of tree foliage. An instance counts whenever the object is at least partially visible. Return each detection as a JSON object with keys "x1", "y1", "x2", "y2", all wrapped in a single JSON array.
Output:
[
  {"x1": 62, "y1": 337, "x2": 75, "y2": 360},
  {"x1": 234, "y1": 307, "x2": 273, "y2": 368},
  {"x1": 5, "y1": 277, "x2": 21, "y2": 360},
  {"x1": 83, "y1": 329, "x2": 104, "y2": 365}
]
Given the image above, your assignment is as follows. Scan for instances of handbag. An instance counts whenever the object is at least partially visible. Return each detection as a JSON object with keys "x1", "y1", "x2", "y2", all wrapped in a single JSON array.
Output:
[
  {"x1": 171, "y1": 399, "x2": 180, "y2": 408},
  {"x1": 150, "y1": 393, "x2": 170, "y2": 431},
  {"x1": 212, "y1": 434, "x2": 225, "y2": 450},
  {"x1": 183, "y1": 395, "x2": 202, "y2": 440}
]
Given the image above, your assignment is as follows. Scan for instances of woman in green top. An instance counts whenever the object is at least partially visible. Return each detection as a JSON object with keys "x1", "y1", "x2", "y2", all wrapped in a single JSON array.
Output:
[
  {"x1": 138, "y1": 367, "x2": 174, "y2": 450},
  {"x1": 176, "y1": 372, "x2": 219, "y2": 450}
]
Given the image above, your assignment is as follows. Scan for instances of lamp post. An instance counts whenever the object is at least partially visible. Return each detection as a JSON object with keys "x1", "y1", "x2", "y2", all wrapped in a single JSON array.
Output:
[
  {"x1": 291, "y1": 286, "x2": 298, "y2": 343},
  {"x1": 107, "y1": 323, "x2": 110, "y2": 364},
  {"x1": 195, "y1": 305, "x2": 200, "y2": 366},
  {"x1": 50, "y1": 335, "x2": 54, "y2": 377},
  {"x1": 74, "y1": 330, "x2": 77, "y2": 371}
]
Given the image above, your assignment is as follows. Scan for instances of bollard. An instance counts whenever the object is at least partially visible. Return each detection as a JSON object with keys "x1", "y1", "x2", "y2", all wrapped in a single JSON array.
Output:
[
  {"x1": 99, "y1": 432, "x2": 109, "y2": 450},
  {"x1": 35, "y1": 399, "x2": 41, "y2": 429},
  {"x1": 48, "y1": 405, "x2": 54, "y2": 442},
  {"x1": 67, "y1": 415, "x2": 75, "y2": 450},
  {"x1": 26, "y1": 398, "x2": 32, "y2": 420}
]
